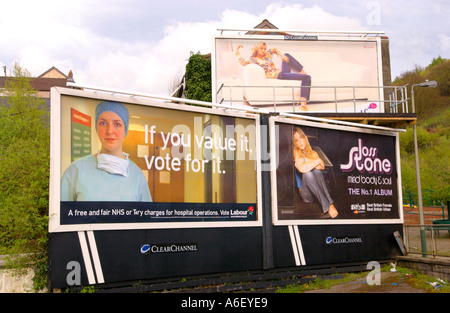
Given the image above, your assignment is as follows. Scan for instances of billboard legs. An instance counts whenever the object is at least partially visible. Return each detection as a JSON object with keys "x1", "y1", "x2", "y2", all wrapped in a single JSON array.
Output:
[
  {"x1": 411, "y1": 82, "x2": 438, "y2": 257},
  {"x1": 261, "y1": 114, "x2": 274, "y2": 269},
  {"x1": 413, "y1": 124, "x2": 427, "y2": 257}
]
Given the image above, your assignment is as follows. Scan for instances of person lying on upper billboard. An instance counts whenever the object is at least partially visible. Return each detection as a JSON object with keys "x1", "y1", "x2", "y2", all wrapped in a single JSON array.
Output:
[
  {"x1": 235, "y1": 42, "x2": 311, "y2": 111},
  {"x1": 60, "y1": 101, "x2": 152, "y2": 202},
  {"x1": 293, "y1": 127, "x2": 338, "y2": 218}
]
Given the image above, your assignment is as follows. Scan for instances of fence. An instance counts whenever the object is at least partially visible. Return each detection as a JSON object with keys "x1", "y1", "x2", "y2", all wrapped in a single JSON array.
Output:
[
  {"x1": 403, "y1": 224, "x2": 450, "y2": 257},
  {"x1": 403, "y1": 224, "x2": 450, "y2": 258},
  {"x1": 403, "y1": 189, "x2": 447, "y2": 211},
  {"x1": 402, "y1": 189, "x2": 449, "y2": 258},
  {"x1": 216, "y1": 84, "x2": 411, "y2": 114}
]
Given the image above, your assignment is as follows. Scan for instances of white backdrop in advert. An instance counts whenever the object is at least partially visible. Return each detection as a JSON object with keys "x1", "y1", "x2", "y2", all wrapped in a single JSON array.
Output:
[{"x1": 214, "y1": 36, "x2": 383, "y2": 113}]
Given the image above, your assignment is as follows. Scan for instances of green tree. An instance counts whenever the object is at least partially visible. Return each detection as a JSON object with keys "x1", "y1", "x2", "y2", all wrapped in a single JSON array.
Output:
[
  {"x1": 399, "y1": 126, "x2": 431, "y2": 154},
  {"x1": 395, "y1": 57, "x2": 450, "y2": 205},
  {"x1": 184, "y1": 52, "x2": 212, "y2": 102},
  {"x1": 427, "y1": 56, "x2": 445, "y2": 69},
  {"x1": 0, "y1": 63, "x2": 49, "y2": 291}
]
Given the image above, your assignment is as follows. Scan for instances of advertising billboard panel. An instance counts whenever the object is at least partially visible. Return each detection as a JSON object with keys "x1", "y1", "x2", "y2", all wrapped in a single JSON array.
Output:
[
  {"x1": 270, "y1": 116, "x2": 402, "y2": 225},
  {"x1": 49, "y1": 88, "x2": 262, "y2": 233},
  {"x1": 213, "y1": 35, "x2": 384, "y2": 113},
  {"x1": 48, "y1": 87, "x2": 404, "y2": 289}
]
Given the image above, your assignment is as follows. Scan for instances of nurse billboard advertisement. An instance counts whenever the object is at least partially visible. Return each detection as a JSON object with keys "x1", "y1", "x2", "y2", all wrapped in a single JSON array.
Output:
[
  {"x1": 49, "y1": 87, "x2": 262, "y2": 232},
  {"x1": 270, "y1": 116, "x2": 403, "y2": 225}
]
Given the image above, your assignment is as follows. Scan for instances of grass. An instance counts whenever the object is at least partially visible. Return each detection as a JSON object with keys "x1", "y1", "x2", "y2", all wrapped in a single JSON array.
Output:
[
  {"x1": 395, "y1": 266, "x2": 450, "y2": 293},
  {"x1": 276, "y1": 272, "x2": 366, "y2": 293},
  {"x1": 276, "y1": 265, "x2": 450, "y2": 293}
]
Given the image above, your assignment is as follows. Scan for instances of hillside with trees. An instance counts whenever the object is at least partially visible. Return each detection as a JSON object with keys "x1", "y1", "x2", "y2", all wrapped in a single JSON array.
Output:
[{"x1": 394, "y1": 57, "x2": 449, "y2": 204}]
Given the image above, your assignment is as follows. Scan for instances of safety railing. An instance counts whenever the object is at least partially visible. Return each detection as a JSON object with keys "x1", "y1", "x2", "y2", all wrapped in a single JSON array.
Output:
[
  {"x1": 403, "y1": 189, "x2": 448, "y2": 220},
  {"x1": 216, "y1": 84, "x2": 411, "y2": 114},
  {"x1": 403, "y1": 224, "x2": 450, "y2": 258}
]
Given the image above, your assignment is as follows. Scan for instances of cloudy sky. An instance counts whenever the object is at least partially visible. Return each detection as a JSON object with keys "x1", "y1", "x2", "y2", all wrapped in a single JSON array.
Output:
[{"x1": 1, "y1": 0, "x2": 448, "y2": 96}]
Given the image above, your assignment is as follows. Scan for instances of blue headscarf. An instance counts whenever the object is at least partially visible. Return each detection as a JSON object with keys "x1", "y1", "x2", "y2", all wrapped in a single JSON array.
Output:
[{"x1": 95, "y1": 101, "x2": 129, "y2": 136}]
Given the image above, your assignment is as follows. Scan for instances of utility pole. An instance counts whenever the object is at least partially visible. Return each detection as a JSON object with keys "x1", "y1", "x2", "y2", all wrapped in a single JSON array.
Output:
[{"x1": 411, "y1": 80, "x2": 437, "y2": 257}]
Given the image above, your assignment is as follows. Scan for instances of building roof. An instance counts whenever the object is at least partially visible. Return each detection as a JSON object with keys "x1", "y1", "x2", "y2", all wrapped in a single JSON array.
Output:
[
  {"x1": 38, "y1": 66, "x2": 68, "y2": 79},
  {"x1": 246, "y1": 19, "x2": 291, "y2": 36},
  {"x1": 0, "y1": 66, "x2": 73, "y2": 92}
]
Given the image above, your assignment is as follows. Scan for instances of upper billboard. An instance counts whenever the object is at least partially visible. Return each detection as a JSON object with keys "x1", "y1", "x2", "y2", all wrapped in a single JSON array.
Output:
[
  {"x1": 49, "y1": 87, "x2": 262, "y2": 232},
  {"x1": 213, "y1": 34, "x2": 384, "y2": 113}
]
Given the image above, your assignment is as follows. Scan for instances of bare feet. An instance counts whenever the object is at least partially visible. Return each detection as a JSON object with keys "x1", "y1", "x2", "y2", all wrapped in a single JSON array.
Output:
[
  {"x1": 297, "y1": 97, "x2": 308, "y2": 111},
  {"x1": 328, "y1": 204, "x2": 338, "y2": 218}
]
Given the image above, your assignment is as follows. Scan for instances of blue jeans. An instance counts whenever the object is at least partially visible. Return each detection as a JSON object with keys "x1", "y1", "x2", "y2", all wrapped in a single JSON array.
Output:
[
  {"x1": 295, "y1": 169, "x2": 333, "y2": 214},
  {"x1": 277, "y1": 53, "x2": 312, "y2": 100}
]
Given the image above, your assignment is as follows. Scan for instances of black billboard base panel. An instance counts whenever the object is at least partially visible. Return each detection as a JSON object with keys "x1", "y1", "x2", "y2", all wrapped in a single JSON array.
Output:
[
  {"x1": 48, "y1": 227, "x2": 264, "y2": 289},
  {"x1": 49, "y1": 223, "x2": 403, "y2": 290},
  {"x1": 273, "y1": 224, "x2": 403, "y2": 268}
]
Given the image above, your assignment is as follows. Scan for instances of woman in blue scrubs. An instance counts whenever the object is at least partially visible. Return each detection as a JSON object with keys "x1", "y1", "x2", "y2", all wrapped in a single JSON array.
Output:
[{"x1": 61, "y1": 101, "x2": 152, "y2": 202}]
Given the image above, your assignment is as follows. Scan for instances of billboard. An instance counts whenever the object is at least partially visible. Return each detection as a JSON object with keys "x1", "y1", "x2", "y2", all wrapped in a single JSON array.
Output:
[
  {"x1": 48, "y1": 88, "x2": 404, "y2": 289},
  {"x1": 49, "y1": 87, "x2": 262, "y2": 233},
  {"x1": 213, "y1": 34, "x2": 384, "y2": 113},
  {"x1": 270, "y1": 115, "x2": 403, "y2": 225}
]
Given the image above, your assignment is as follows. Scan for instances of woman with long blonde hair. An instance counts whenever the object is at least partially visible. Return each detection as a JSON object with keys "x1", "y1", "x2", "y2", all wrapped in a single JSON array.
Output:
[
  {"x1": 235, "y1": 42, "x2": 311, "y2": 110},
  {"x1": 293, "y1": 127, "x2": 338, "y2": 218}
]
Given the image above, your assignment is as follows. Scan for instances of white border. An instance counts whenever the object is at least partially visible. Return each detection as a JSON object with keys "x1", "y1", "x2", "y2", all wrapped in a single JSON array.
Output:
[
  {"x1": 49, "y1": 87, "x2": 263, "y2": 233},
  {"x1": 212, "y1": 33, "x2": 385, "y2": 112},
  {"x1": 269, "y1": 115, "x2": 404, "y2": 226}
]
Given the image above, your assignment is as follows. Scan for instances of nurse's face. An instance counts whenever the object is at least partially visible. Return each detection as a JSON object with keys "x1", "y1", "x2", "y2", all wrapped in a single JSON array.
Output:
[{"x1": 97, "y1": 111, "x2": 126, "y2": 157}]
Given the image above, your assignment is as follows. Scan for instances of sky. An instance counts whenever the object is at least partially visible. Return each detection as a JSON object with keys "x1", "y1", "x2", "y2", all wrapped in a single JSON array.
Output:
[{"x1": 0, "y1": 0, "x2": 448, "y2": 96}]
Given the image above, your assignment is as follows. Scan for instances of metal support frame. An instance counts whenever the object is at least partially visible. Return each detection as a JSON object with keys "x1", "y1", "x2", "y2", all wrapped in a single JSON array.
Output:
[
  {"x1": 410, "y1": 80, "x2": 438, "y2": 257},
  {"x1": 67, "y1": 82, "x2": 407, "y2": 134},
  {"x1": 217, "y1": 28, "x2": 385, "y2": 37},
  {"x1": 217, "y1": 84, "x2": 410, "y2": 114},
  {"x1": 279, "y1": 111, "x2": 406, "y2": 132},
  {"x1": 67, "y1": 82, "x2": 267, "y2": 114}
]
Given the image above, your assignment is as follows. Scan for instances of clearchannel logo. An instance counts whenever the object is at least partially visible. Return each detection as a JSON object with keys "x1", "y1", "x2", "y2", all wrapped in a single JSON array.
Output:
[
  {"x1": 140, "y1": 244, "x2": 151, "y2": 254},
  {"x1": 140, "y1": 243, "x2": 198, "y2": 254},
  {"x1": 326, "y1": 236, "x2": 363, "y2": 244}
]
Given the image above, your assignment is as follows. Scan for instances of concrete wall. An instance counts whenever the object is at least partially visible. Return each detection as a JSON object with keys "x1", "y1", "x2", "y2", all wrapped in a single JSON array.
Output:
[
  {"x1": 0, "y1": 256, "x2": 35, "y2": 293},
  {"x1": 0, "y1": 268, "x2": 35, "y2": 293},
  {"x1": 397, "y1": 256, "x2": 450, "y2": 281}
]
